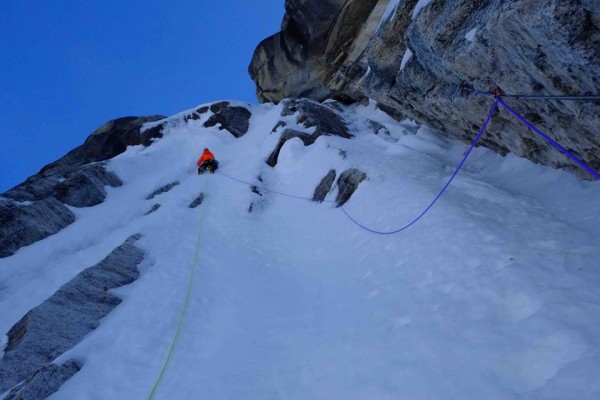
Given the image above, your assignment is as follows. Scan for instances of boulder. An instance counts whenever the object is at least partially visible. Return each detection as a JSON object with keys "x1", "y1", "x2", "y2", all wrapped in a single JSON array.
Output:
[
  {"x1": 5, "y1": 163, "x2": 122, "y2": 208},
  {"x1": 267, "y1": 99, "x2": 351, "y2": 167},
  {"x1": 189, "y1": 193, "x2": 205, "y2": 209},
  {"x1": 32, "y1": 115, "x2": 165, "y2": 180}
]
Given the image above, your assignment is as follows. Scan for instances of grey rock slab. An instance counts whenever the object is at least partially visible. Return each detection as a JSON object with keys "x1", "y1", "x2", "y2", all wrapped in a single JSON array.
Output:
[
  {"x1": 266, "y1": 100, "x2": 352, "y2": 167},
  {"x1": 0, "y1": 234, "x2": 144, "y2": 393},
  {"x1": 0, "y1": 197, "x2": 76, "y2": 259},
  {"x1": 3, "y1": 359, "x2": 81, "y2": 400},
  {"x1": 145, "y1": 204, "x2": 161, "y2": 215}
]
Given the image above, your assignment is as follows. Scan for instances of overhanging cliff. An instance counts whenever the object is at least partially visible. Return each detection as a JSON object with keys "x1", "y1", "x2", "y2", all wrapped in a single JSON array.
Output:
[{"x1": 249, "y1": 0, "x2": 600, "y2": 178}]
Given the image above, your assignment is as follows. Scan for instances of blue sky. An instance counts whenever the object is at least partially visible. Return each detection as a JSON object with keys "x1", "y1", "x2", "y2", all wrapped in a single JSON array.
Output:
[{"x1": 0, "y1": 1, "x2": 284, "y2": 192}]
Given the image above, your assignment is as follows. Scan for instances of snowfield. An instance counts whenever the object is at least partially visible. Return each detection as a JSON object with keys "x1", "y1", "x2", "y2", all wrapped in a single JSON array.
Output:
[{"x1": 1, "y1": 99, "x2": 599, "y2": 399}]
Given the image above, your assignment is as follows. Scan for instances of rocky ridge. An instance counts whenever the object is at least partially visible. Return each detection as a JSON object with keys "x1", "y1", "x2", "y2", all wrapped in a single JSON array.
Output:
[{"x1": 249, "y1": 0, "x2": 600, "y2": 178}]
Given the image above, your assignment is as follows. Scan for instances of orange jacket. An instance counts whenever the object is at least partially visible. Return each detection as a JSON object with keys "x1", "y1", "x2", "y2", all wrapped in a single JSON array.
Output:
[{"x1": 197, "y1": 148, "x2": 215, "y2": 166}]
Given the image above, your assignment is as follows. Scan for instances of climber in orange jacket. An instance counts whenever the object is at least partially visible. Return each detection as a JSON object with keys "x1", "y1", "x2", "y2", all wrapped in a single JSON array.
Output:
[{"x1": 197, "y1": 148, "x2": 219, "y2": 174}]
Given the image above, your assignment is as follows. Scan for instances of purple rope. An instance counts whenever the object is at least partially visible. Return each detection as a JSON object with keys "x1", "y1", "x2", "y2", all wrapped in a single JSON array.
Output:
[
  {"x1": 338, "y1": 98, "x2": 500, "y2": 235},
  {"x1": 217, "y1": 170, "x2": 336, "y2": 202},
  {"x1": 498, "y1": 98, "x2": 600, "y2": 180}
]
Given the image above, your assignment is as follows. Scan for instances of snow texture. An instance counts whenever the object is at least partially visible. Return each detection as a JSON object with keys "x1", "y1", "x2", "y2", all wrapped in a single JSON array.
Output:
[
  {"x1": 0, "y1": 99, "x2": 599, "y2": 399},
  {"x1": 412, "y1": 0, "x2": 433, "y2": 20},
  {"x1": 465, "y1": 27, "x2": 477, "y2": 42},
  {"x1": 377, "y1": 0, "x2": 401, "y2": 31},
  {"x1": 400, "y1": 48, "x2": 413, "y2": 70}
]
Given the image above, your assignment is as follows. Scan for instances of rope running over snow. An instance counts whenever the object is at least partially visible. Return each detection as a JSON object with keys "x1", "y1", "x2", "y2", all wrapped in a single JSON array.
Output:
[
  {"x1": 217, "y1": 94, "x2": 599, "y2": 234},
  {"x1": 218, "y1": 98, "x2": 501, "y2": 235},
  {"x1": 147, "y1": 177, "x2": 210, "y2": 400}
]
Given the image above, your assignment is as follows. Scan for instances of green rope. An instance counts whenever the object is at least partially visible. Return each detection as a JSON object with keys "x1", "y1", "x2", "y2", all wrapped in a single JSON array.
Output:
[{"x1": 147, "y1": 178, "x2": 210, "y2": 400}]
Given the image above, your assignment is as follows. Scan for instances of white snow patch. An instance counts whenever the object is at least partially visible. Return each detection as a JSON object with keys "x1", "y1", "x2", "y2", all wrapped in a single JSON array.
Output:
[
  {"x1": 377, "y1": 0, "x2": 402, "y2": 31},
  {"x1": 358, "y1": 66, "x2": 371, "y2": 84},
  {"x1": 0, "y1": 335, "x2": 7, "y2": 359},
  {"x1": 400, "y1": 48, "x2": 414, "y2": 70},
  {"x1": 465, "y1": 27, "x2": 477, "y2": 42},
  {"x1": 412, "y1": 0, "x2": 433, "y2": 20}
]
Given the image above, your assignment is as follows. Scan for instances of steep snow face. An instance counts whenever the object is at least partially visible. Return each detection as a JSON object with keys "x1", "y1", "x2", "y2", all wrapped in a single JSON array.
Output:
[{"x1": 1, "y1": 100, "x2": 600, "y2": 399}]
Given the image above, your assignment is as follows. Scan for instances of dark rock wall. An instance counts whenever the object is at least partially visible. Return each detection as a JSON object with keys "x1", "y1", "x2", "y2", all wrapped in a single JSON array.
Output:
[
  {"x1": 34, "y1": 115, "x2": 165, "y2": 180},
  {"x1": 249, "y1": 0, "x2": 600, "y2": 178},
  {"x1": 202, "y1": 101, "x2": 252, "y2": 138},
  {"x1": 266, "y1": 99, "x2": 351, "y2": 167},
  {"x1": 0, "y1": 164, "x2": 122, "y2": 258},
  {"x1": 1, "y1": 115, "x2": 164, "y2": 258}
]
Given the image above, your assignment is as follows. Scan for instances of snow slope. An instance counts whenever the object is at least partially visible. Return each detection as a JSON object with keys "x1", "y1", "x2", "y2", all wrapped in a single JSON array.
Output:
[{"x1": 1, "y1": 100, "x2": 600, "y2": 399}]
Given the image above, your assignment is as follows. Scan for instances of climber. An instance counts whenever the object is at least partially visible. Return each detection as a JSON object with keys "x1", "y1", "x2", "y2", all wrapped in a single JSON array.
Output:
[{"x1": 197, "y1": 148, "x2": 219, "y2": 174}]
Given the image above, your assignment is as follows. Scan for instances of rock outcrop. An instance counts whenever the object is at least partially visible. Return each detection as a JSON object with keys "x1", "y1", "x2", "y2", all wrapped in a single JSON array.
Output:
[
  {"x1": 5, "y1": 163, "x2": 122, "y2": 208},
  {"x1": 336, "y1": 168, "x2": 367, "y2": 206},
  {"x1": 0, "y1": 234, "x2": 144, "y2": 394},
  {"x1": 266, "y1": 99, "x2": 351, "y2": 166},
  {"x1": 1, "y1": 115, "x2": 165, "y2": 258},
  {"x1": 0, "y1": 164, "x2": 122, "y2": 258},
  {"x1": 249, "y1": 0, "x2": 600, "y2": 179},
  {"x1": 0, "y1": 197, "x2": 76, "y2": 259},
  {"x1": 202, "y1": 101, "x2": 252, "y2": 138},
  {"x1": 2, "y1": 360, "x2": 81, "y2": 400}
]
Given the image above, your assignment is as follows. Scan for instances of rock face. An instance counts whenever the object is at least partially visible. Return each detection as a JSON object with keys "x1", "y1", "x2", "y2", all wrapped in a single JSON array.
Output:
[
  {"x1": 0, "y1": 197, "x2": 76, "y2": 259},
  {"x1": 145, "y1": 181, "x2": 180, "y2": 200},
  {"x1": 5, "y1": 163, "x2": 122, "y2": 208},
  {"x1": 249, "y1": 0, "x2": 600, "y2": 179},
  {"x1": 0, "y1": 115, "x2": 164, "y2": 258},
  {"x1": 313, "y1": 170, "x2": 337, "y2": 202},
  {"x1": 0, "y1": 234, "x2": 144, "y2": 394},
  {"x1": 0, "y1": 164, "x2": 122, "y2": 258},
  {"x1": 249, "y1": 0, "x2": 380, "y2": 103},
  {"x1": 336, "y1": 168, "x2": 367, "y2": 206},
  {"x1": 3, "y1": 360, "x2": 81, "y2": 400},
  {"x1": 34, "y1": 116, "x2": 165, "y2": 180},
  {"x1": 203, "y1": 101, "x2": 252, "y2": 138},
  {"x1": 266, "y1": 99, "x2": 351, "y2": 167}
]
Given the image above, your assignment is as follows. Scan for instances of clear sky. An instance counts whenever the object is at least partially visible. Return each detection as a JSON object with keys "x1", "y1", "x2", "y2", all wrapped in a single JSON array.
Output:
[{"x1": 0, "y1": 1, "x2": 284, "y2": 192}]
